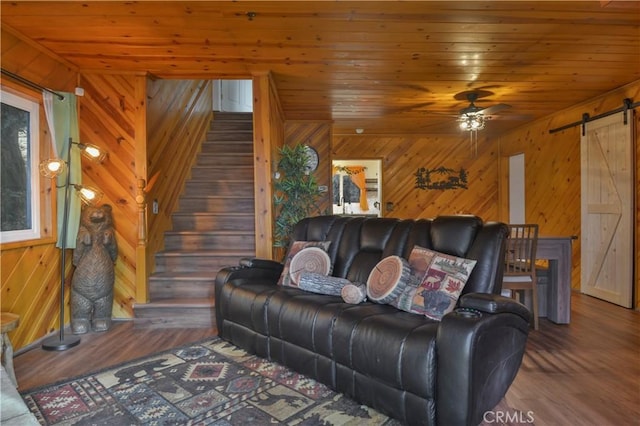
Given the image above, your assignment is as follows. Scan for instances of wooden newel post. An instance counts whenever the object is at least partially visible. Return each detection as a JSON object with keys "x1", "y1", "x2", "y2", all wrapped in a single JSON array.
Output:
[
  {"x1": 136, "y1": 179, "x2": 147, "y2": 246},
  {"x1": 135, "y1": 178, "x2": 149, "y2": 303}
]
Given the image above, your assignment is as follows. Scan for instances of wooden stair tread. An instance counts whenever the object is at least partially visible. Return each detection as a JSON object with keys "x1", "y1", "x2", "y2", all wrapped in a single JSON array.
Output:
[
  {"x1": 165, "y1": 228, "x2": 255, "y2": 234},
  {"x1": 149, "y1": 271, "x2": 219, "y2": 280},
  {"x1": 158, "y1": 249, "x2": 253, "y2": 256},
  {"x1": 135, "y1": 298, "x2": 215, "y2": 308},
  {"x1": 184, "y1": 179, "x2": 253, "y2": 183},
  {"x1": 179, "y1": 194, "x2": 254, "y2": 199},
  {"x1": 171, "y1": 212, "x2": 254, "y2": 217}
]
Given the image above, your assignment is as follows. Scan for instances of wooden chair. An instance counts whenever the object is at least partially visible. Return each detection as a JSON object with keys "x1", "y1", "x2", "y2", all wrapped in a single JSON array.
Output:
[{"x1": 502, "y1": 224, "x2": 540, "y2": 330}]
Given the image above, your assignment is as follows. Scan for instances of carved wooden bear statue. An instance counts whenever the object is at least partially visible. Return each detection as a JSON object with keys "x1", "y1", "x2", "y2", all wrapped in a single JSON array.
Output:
[{"x1": 71, "y1": 204, "x2": 118, "y2": 334}]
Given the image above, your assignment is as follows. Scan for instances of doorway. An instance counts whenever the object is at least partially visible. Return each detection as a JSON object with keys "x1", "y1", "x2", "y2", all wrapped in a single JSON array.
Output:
[
  {"x1": 331, "y1": 159, "x2": 382, "y2": 217},
  {"x1": 508, "y1": 153, "x2": 526, "y2": 224},
  {"x1": 212, "y1": 79, "x2": 253, "y2": 112}
]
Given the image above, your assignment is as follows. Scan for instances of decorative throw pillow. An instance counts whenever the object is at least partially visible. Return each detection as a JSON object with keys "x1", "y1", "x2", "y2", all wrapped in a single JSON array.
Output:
[
  {"x1": 289, "y1": 247, "x2": 332, "y2": 286},
  {"x1": 298, "y1": 271, "x2": 350, "y2": 296},
  {"x1": 390, "y1": 246, "x2": 477, "y2": 321},
  {"x1": 277, "y1": 241, "x2": 331, "y2": 287},
  {"x1": 366, "y1": 255, "x2": 412, "y2": 304}
]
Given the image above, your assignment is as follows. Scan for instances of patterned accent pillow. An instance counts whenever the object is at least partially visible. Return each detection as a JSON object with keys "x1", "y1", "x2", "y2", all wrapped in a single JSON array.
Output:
[
  {"x1": 390, "y1": 246, "x2": 477, "y2": 321},
  {"x1": 277, "y1": 241, "x2": 331, "y2": 287}
]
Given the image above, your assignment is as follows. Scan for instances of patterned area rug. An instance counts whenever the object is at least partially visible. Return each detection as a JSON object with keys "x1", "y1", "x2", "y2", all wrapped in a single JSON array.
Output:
[{"x1": 20, "y1": 338, "x2": 402, "y2": 425}]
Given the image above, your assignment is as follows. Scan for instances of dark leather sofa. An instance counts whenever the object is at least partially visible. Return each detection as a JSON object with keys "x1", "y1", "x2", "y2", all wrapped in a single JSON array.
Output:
[{"x1": 215, "y1": 215, "x2": 531, "y2": 426}]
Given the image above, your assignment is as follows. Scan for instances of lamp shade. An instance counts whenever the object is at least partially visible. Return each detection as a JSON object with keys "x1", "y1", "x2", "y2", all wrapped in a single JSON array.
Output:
[
  {"x1": 79, "y1": 143, "x2": 107, "y2": 162},
  {"x1": 74, "y1": 185, "x2": 103, "y2": 205},
  {"x1": 39, "y1": 158, "x2": 66, "y2": 178}
]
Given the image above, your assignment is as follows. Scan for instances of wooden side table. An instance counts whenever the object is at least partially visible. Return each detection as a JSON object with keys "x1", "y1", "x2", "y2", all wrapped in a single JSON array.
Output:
[{"x1": 1, "y1": 312, "x2": 20, "y2": 387}]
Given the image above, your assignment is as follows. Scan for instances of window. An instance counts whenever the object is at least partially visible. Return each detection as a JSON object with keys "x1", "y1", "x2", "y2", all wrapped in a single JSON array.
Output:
[{"x1": 1, "y1": 90, "x2": 41, "y2": 243}]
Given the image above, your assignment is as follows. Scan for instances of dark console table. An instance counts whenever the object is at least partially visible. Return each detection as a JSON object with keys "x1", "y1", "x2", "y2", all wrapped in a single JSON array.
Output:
[{"x1": 536, "y1": 236, "x2": 576, "y2": 324}]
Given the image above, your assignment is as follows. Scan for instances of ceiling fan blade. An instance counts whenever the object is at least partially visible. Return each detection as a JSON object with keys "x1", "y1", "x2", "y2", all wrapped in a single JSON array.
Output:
[
  {"x1": 485, "y1": 113, "x2": 533, "y2": 121},
  {"x1": 480, "y1": 103, "x2": 511, "y2": 115},
  {"x1": 387, "y1": 101, "x2": 436, "y2": 114}
]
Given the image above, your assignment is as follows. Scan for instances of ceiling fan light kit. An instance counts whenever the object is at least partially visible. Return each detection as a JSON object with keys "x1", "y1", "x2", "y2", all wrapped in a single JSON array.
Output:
[
  {"x1": 459, "y1": 113, "x2": 485, "y2": 131},
  {"x1": 454, "y1": 90, "x2": 512, "y2": 133}
]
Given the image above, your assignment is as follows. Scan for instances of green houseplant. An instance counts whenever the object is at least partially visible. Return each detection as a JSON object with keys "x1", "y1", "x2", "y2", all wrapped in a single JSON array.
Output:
[{"x1": 273, "y1": 144, "x2": 320, "y2": 256}]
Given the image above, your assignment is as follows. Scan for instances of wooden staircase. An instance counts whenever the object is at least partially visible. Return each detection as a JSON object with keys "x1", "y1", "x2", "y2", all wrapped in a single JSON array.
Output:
[{"x1": 134, "y1": 112, "x2": 255, "y2": 327}]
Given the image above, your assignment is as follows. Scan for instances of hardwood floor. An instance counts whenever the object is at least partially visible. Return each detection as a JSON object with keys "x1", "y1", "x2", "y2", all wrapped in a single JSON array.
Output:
[
  {"x1": 13, "y1": 293, "x2": 640, "y2": 425},
  {"x1": 504, "y1": 293, "x2": 640, "y2": 425},
  {"x1": 14, "y1": 322, "x2": 216, "y2": 391}
]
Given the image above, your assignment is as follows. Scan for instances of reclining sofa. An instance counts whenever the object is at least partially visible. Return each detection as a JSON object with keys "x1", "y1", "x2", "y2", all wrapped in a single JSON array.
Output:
[{"x1": 215, "y1": 215, "x2": 531, "y2": 425}]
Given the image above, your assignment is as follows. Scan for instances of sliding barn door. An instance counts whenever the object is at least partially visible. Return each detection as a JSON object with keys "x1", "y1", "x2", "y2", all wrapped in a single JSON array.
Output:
[{"x1": 581, "y1": 112, "x2": 634, "y2": 307}]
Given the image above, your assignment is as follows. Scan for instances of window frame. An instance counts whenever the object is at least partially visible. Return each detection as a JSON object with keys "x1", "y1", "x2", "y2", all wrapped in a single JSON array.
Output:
[{"x1": 1, "y1": 89, "x2": 42, "y2": 243}]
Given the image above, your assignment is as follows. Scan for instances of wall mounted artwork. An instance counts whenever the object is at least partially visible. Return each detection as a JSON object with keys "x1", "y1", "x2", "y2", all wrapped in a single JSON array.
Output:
[{"x1": 415, "y1": 167, "x2": 468, "y2": 190}]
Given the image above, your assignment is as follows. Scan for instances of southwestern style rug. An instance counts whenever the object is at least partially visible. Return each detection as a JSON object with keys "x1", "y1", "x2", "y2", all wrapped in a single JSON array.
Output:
[{"x1": 20, "y1": 338, "x2": 403, "y2": 425}]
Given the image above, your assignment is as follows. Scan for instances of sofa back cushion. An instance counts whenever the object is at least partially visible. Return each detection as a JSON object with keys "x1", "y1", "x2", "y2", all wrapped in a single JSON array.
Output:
[{"x1": 291, "y1": 215, "x2": 508, "y2": 297}]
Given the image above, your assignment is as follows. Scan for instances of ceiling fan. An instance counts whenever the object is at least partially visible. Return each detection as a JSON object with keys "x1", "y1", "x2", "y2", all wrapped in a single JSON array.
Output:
[{"x1": 455, "y1": 90, "x2": 511, "y2": 131}]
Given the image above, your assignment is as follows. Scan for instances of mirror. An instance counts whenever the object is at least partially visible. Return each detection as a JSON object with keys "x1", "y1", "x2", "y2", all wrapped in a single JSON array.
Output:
[{"x1": 331, "y1": 159, "x2": 382, "y2": 217}]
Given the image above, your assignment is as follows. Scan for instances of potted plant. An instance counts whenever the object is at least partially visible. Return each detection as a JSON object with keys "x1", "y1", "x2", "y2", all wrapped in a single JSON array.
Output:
[{"x1": 273, "y1": 144, "x2": 320, "y2": 258}]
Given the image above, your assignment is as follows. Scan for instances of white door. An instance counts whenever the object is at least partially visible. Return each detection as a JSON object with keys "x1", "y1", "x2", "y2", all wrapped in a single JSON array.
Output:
[
  {"x1": 580, "y1": 112, "x2": 634, "y2": 307},
  {"x1": 216, "y1": 79, "x2": 253, "y2": 112}
]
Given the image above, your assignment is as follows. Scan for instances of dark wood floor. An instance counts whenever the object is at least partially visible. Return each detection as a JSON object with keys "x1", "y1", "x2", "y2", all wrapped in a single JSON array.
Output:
[{"x1": 14, "y1": 293, "x2": 640, "y2": 425}]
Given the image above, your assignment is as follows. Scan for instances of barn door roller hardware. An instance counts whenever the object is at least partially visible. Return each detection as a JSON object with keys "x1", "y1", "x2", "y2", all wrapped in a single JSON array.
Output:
[{"x1": 549, "y1": 98, "x2": 638, "y2": 135}]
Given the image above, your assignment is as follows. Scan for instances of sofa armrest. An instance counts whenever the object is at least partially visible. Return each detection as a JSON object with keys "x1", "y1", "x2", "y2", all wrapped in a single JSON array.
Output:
[
  {"x1": 238, "y1": 257, "x2": 284, "y2": 272},
  {"x1": 459, "y1": 293, "x2": 531, "y2": 323},
  {"x1": 215, "y1": 258, "x2": 284, "y2": 288},
  {"x1": 436, "y1": 298, "x2": 530, "y2": 426},
  {"x1": 214, "y1": 258, "x2": 284, "y2": 330}
]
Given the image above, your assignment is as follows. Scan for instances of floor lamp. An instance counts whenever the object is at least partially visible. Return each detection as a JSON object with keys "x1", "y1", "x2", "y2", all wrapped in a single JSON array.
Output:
[{"x1": 40, "y1": 138, "x2": 105, "y2": 351}]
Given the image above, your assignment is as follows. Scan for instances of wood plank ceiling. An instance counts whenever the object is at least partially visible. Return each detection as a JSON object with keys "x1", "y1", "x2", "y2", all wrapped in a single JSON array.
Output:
[{"x1": 2, "y1": 1, "x2": 639, "y2": 137}]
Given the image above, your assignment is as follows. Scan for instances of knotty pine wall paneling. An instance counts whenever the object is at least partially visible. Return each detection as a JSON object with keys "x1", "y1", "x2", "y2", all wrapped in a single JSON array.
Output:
[
  {"x1": 253, "y1": 72, "x2": 285, "y2": 260},
  {"x1": 0, "y1": 27, "x2": 79, "y2": 350},
  {"x1": 77, "y1": 72, "x2": 145, "y2": 319},
  {"x1": 145, "y1": 79, "x2": 213, "y2": 292},
  {"x1": 284, "y1": 121, "x2": 333, "y2": 216},
  {"x1": 497, "y1": 80, "x2": 640, "y2": 306},
  {"x1": 331, "y1": 133, "x2": 500, "y2": 221}
]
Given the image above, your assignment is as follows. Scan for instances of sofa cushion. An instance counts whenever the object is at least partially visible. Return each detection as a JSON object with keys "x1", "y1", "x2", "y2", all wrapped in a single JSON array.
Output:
[
  {"x1": 277, "y1": 240, "x2": 330, "y2": 287},
  {"x1": 390, "y1": 246, "x2": 477, "y2": 320},
  {"x1": 332, "y1": 305, "x2": 440, "y2": 399}
]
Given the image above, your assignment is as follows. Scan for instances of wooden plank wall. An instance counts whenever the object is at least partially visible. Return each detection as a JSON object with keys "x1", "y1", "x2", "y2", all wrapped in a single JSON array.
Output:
[
  {"x1": 0, "y1": 27, "x2": 80, "y2": 350},
  {"x1": 498, "y1": 80, "x2": 640, "y2": 306},
  {"x1": 253, "y1": 72, "x2": 285, "y2": 259},
  {"x1": 331, "y1": 133, "x2": 500, "y2": 221},
  {"x1": 1, "y1": 26, "x2": 215, "y2": 349},
  {"x1": 145, "y1": 79, "x2": 213, "y2": 288},
  {"x1": 284, "y1": 121, "x2": 333, "y2": 216},
  {"x1": 77, "y1": 72, "x2": 143, "y2": 319}
]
